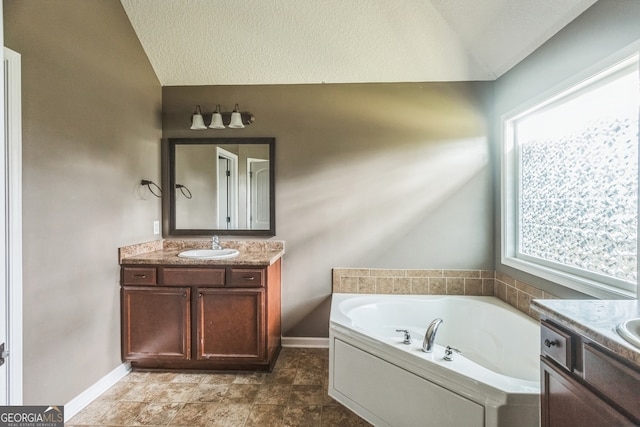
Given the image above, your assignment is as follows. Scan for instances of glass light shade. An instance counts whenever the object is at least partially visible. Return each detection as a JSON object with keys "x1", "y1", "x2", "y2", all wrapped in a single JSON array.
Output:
[
  {"x1": 209, "y1": 105, "x2": 225, "y2": 129},
  {"x1": 190, "y1": 105, "x2": 207, "y2": 130},
  {"x1": 228, "y1": 104, "x2": 245, "y2": 129}
]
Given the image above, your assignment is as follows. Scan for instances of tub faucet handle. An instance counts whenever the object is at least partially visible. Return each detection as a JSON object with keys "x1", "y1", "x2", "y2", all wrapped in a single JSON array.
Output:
[
  {"x1": 395, "y1": 329, "x2": 412, "y2": 345},
  {"x1": 443, "y1": 346, "x2": 462, "y2": 361}
]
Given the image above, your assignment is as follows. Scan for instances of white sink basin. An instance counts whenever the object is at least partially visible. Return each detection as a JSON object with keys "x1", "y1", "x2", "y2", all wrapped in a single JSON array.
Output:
[
  {"x1": 616, "y1": 318, "x2": 640, "y2": 348},
  {"x1": 177, "y1": 249, "x2": 239, "y2": 260}
]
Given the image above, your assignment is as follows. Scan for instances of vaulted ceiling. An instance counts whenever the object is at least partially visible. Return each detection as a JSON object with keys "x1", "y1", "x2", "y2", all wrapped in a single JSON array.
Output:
[{"x1": 120, "y1": 0, "x2": 598, "y2": 86}]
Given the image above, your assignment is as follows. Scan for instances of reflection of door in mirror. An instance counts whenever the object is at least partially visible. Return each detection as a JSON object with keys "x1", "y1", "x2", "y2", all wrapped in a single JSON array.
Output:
[
  {"x1": 247, "y1": 158, "x2": 270, "y2": 230},
  {"x1": 216, "y1": 147, "x2": 238, "y2": 229}
]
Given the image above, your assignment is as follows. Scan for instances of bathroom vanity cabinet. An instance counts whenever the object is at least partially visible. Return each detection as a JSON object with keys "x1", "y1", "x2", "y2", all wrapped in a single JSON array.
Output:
[
  {"x1": 539, "y1": 318, "x2": 640, "y2": 427},
  {"x1": 120, "y1": 259, "x2": 281, "y2": 371}
]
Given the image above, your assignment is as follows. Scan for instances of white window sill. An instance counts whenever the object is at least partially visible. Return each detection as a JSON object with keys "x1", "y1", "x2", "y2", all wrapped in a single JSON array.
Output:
[{"x1": 501, "y1": 256, "x2": 636, "y2": 300}]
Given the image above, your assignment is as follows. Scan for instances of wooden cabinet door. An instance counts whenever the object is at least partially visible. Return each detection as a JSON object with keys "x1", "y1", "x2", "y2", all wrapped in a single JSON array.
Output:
[
  {"x1": 196, "y1": 288, "x2": 265, "y2": 362},
  {"x1": 122, "y1": 286, "x2": 191, "y2": 361},
  {"x1": 541, "y1": 358, "x2": 635, "y2": 427}
]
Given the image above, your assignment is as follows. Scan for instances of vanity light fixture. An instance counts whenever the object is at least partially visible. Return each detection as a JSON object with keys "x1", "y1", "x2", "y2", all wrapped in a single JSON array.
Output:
[
  {"x1": 190, "y1": 105, "x2": 207, "y2": 130},
  {"x1": 228, "y1": 104, "x2": 245, "y2": 129},
  {"x1": 189, "y1": 104, "x2": 255, "y2": 130},
  {"x1": 209, "y1": 105, "x2": 225, "y2": 129}
]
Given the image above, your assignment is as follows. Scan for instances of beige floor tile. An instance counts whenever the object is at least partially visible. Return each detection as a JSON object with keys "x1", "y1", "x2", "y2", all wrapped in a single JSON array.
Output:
[
  {"x1": 221, "y1": 384, "x2": 261, "y2": 404},
  {"x1": 68, "y1": 348, "x2": 372, "y2": 426},
  {"x1": 170, "y1": 402, "x2": 218, "y2": 426},
  {"x1": 293, "y1": 367, "x2": 325, "y2": 385},
  {"x1": 283, "y1": 405, "x2": 322, "y2": 427},
  {"x1": 121, "y1": 371, "x2": 151, "y2": 383},
  {"x1": 133, "y1": 402, "x2": 183, "y2": 425},
  {"x1": 96, "y1": 401, "x2": 147, "y2": 425},
  {"x1": 146, "y1": 382, "x2": 198, "y2": 403},
  {"x1": 232, "y1": 372, "x2": 267, "y2": 384},
  {"x1": 201, "y1": 373, "x2": 238, "y2": 385},
  {"x1": 100, "y1": 381, "x2": 145, "y2": 401},
  {"x1": 189, "y1": 383, "x2": 229, "y2": 403},
  {"x1": 171, "y1": 372, "x2": 208, "y2": 383},
  {"x1": 210, "y1": 403, "x2": 252, "y2": 427},
  {"x1": 255, "y1": 384, "x2": 291, "y2": 405},
  {"x1": 149, "y1": 372, "x2": 179, "y2": 382},
  {"x1": 321, "y1": 404, "x2": 370, "y2": 426},
  {"x1": 264, "y1": 367, "x2": 297, "y2": 384},
  {"x1": 298, "y1": 354, "x2": 325, "y2": 371},
  {"x1": 274, "y1": 349, "x2": 300, "y2": 370},
  {"x1": 289, "y1": 385, "x2": 324, "y2": 406},
  {"x1": 245, "y1": 404, "x2": 286, "y2": 426},
  {"x1": 66, "y1": 399, "x2": 114, "y2": 425}
]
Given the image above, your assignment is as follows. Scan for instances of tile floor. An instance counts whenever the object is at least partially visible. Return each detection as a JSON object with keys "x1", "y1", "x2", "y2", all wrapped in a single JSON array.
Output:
[{"x1": 67, "y1": 347, "x2": 371, "y2": 426}]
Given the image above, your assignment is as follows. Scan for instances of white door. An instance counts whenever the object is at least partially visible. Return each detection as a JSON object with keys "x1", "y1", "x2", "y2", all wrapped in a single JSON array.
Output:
[
  {"x1": 2, "y1": 46, "x2": 24, "y2": 405},
  {"x1": 249, "y1": 160, "x2": 270, "y2": 230},
  {"x1": 0, "y1": 23, "x2": 8, "y2": 403}
]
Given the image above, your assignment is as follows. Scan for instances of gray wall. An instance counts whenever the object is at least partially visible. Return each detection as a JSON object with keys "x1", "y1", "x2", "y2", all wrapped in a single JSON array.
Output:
[
  {"x1": 163, "y1": 83, "x2": 494, "y2": 336},
  {"x1": 5, "y1": 1, "x2": 161, "y2": 404},
  {"x1": 493, "y1": 0, "x2": 640, "y2": 298}
]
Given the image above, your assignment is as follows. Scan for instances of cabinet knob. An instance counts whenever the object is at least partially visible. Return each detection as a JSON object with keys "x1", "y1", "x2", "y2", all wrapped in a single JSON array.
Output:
[
  {"x1": 544, "y1": 339, "x2": 557, "y2": 348},
  {"x1": 183, "y1": 292, "x2": 188, "y2": 298},
  {"x1": 198, "y1": 293, "x2": 202, "y2": 298},
  {"x1": 242, "y1": 276, "x2": 255, "y2": 280},
  {"x1": 133, "y1": 274, "x2": 147, "y2": 279}
]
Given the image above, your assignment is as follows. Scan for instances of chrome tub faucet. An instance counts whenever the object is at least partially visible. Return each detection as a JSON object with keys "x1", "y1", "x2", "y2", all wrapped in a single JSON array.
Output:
[{"x1": 422, "y1": 318, "x2": 443, "y2": 353}]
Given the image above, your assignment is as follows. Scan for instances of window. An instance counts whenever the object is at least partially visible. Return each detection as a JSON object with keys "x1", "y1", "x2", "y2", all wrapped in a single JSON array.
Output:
[{"x1": 502, "y1": 54, "x2": 639, "y2": 298}]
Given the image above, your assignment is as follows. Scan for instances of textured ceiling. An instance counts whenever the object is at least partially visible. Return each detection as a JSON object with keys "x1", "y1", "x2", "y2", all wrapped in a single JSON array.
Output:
[{"x1": 120, "y1": 0, "x2": 598, "y2": 86}]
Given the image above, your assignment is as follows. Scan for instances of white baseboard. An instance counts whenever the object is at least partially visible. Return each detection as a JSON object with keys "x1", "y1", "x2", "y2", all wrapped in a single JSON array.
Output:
[
  {"x1": 64, "y1": 362, "x2": 131, "y2": 422},
  {"x1": 281, "y1": 337, "x2": 329, "y2": 348}
]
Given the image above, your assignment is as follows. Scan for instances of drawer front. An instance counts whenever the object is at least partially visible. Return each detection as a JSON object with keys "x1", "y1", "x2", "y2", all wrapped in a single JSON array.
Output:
[
  {"x1": 122, "y1": 267, "x2": 157, "y2": 285},
  {"x1": 541, "y1": 320, "x2": 574, "y2": 371},
  {"x1": 228, "y1": 268, "x2": 265, "y2": 287},
  {"x1": 583, "y1": 342, "x2": 640, "y2": 422},
  {"x1": 162, "y1": 268, "x2": 225, "y2": 286}
]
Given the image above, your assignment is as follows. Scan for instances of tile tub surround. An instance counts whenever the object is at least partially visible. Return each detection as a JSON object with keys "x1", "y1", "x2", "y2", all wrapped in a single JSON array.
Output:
[
  {"x1": 332, "y1": 268, "x2": 556, "y2": 320},
  {"x1": 532, "y1": 299, "x2": 640, "y2": 369},
  {"x1": 66, "y1": 348, "x2": 371, "y2": 427},
  {"x1": 119, "y1": 239, "x2": 285, "y2": 266}
]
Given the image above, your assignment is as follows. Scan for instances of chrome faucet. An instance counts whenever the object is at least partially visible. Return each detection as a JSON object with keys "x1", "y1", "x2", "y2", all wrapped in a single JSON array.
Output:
[
  {"x1": 422, "y1": 318, "x2": 443, "y2": 353},
  {"x1": 212, "y1": 235, "x2": 222, "y2": 250}
]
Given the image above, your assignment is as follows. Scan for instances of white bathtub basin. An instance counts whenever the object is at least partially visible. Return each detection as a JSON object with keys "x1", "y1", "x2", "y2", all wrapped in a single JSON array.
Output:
[
  {"x1": 177, "y1": 249, "x2": 239, "y2": 260},
  {"x1": 329, "y1": 294, "x2": 540, "y2": 427},
  {"x1": 617, "y1": 318, "x2": 640, "y2": 348}
]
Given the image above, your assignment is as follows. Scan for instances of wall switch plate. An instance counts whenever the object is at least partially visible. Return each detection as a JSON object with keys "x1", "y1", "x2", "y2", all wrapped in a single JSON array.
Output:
[{"x1": 153, "y1": 220, "x2": 160, "y2": 235}]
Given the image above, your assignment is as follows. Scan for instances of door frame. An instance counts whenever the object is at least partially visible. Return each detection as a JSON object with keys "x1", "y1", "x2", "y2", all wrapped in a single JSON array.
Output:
[
  {"x1": 215, "y1": 147, "x2": 238, "y2": 229},
  {"x1": 4, "y1": 46, "x2": 23, "y2": 405}
]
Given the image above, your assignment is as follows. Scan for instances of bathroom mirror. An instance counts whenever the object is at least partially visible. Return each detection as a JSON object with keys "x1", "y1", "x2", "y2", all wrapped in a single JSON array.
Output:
[{"x1": 166, "y1": 137, "x2": 275, "y2": 236}]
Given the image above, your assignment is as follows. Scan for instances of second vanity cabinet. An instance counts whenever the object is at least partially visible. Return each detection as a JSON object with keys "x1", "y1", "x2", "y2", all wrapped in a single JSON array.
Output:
[
  {"x1": 539, "y1": 319, "x2": 640, "y2": 426},
  {"x1": 121, "y1": 259, "x2": 281, "y2": 371}
]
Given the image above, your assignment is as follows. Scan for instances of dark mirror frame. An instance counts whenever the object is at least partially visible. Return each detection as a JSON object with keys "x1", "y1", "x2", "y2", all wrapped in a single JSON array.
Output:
[{"x1": 163, "y1": 137, "x2": 276, "y2": 237}]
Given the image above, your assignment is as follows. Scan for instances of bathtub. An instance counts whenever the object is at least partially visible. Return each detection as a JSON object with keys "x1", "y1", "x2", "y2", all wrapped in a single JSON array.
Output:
[{"x1": 328, "y1": 294, "x2": 540, "y2": 427}]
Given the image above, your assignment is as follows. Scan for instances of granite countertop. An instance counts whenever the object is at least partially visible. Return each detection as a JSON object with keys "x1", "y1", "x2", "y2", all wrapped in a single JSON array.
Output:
[
  {"x1": 532, "y1": 299, "x2": 640, "y2": 369},
  {"x1": 119, "y1": 239, "x2": 285, "y2": 267}
]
